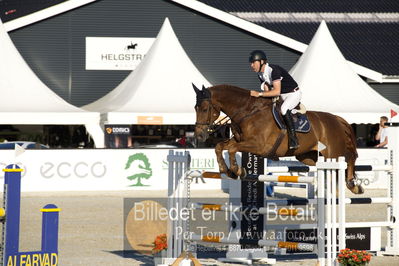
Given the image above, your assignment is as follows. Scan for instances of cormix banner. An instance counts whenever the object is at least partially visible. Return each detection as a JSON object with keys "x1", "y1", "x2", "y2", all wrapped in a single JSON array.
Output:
[{"x1": 104, "y1": 125, "x2": 131, "y2": 148}]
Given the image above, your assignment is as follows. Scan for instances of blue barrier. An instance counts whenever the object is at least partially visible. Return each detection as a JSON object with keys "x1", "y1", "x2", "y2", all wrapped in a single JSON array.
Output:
[{"x1": 1, "y1": 164, "x2": 59, "y2": 266}]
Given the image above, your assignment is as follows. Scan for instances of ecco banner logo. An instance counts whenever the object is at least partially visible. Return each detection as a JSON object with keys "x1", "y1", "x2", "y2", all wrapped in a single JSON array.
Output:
[{"x1": 40, "y1": 162, "x2": 106, "y2": 178}]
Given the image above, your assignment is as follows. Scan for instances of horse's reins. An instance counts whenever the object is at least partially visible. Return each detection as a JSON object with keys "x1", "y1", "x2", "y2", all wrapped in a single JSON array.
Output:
[
  {"x1": 195, "y1": 99, "x2": 234, "y2": 135},
  {"x1": 198, "y1": 97, "x2": 274, "y2": 136},
  {"x1": 234, "y1": 101, "x2": 274, "y2": 126}
]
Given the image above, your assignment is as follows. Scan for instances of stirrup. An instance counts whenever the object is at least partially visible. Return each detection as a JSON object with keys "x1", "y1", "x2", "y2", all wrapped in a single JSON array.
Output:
[
  {"x1": 289, "y1": 142, "x2": 299, "y2": 150},
  {"x1": 288, "y1": 135, "x2": 299, "y2": 150}
]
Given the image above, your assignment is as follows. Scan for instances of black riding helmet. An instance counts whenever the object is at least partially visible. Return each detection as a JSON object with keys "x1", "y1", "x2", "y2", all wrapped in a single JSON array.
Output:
[{"x1": 249, "y1": 50, "x2": 267, "y2": 63}]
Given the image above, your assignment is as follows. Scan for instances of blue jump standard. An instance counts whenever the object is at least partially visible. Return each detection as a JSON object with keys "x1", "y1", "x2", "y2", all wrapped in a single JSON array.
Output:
[{"x1": 2, "y1": 165, "x2": 60, "y2": 266}]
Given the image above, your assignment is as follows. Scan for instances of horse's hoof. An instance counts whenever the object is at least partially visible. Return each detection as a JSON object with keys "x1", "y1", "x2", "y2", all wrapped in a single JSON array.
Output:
[
  {"x1": 348, "y1": 184, "x2": 364, "y2": 195},
  {"x1": 226, "y1": 169, "x2": 238, "y2": 180},
  {"x1": 219, "y1": 167, "x2": 227, "y2": 174},
  {"x1": 238, "y1": 167, "x2": 247, "y2": 178}
]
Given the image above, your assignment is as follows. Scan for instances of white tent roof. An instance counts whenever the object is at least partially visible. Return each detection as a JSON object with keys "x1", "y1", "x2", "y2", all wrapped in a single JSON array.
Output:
[
  {"x1": 290, "y1": 21, "x2": 398, "y2": 124},
  {"x1": 83, "y1": 18, "x2": 211, "y2": 124},
  {"x1": 169, "y1": 0, "x2": 383, "y2": 82},
  {"x1": 0, "y1": 19, "x2": 103, "y2": 146}
]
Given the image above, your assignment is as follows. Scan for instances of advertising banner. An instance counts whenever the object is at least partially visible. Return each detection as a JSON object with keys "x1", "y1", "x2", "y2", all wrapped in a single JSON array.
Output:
[
  {"x1": 85, "y1": 37, "x2": 155, "y2": 70},
  {"x1": 0, "y1": 148, "x2": 388, "y2": 192},
  {"x1": 285, "y1": 227, "x2": 381, "y2": 251},
  {"x1": 104, "y1": 125, "x2": 132, "y2": 148},
  {"x1": 241, "y1": 152, "x2": 264, "y2": 247},
  {"x1": 0, "y1": 149, "x2": 220, "y2": 192}
]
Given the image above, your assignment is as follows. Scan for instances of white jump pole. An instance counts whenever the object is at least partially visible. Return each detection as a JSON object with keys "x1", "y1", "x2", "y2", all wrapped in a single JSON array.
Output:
[
  {"x1": 317, "y1": 156, "x2": 347, "y2": 266},
  {"x1": 331, "y1": 159, "x2": 337, "y2": 262},
  {"x1": 326, "y1": 159, "x2": 332, "y2": 266},
  {"x1": 338, "y1": 157, "x2": 346, "y2": 252},
  {"x1": 317, "y1": 157, "x2": 326, "y2": 266},
  {"x1": 166, "y1": 150, "x2": 191, "y2": 261}
]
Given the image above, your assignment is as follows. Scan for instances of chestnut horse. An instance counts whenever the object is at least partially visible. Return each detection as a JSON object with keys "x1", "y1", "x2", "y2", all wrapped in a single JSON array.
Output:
[{"x1": 193, "y1": 84, "x2": 363, "y2": 194}]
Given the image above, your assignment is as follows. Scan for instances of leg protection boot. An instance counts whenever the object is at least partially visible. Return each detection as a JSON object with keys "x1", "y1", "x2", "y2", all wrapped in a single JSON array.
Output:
[{"x1": 283, "y1": 110, "x2": 299, "y2": 150}]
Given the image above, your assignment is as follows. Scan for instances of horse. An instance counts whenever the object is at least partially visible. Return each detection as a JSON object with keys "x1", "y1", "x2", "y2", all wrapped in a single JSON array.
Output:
[
  {"x1": 193, "y1": 84, "x2": 363, "y2": 194},
  {"x1": 127, "y1": 42, "x2": 138, "y2": 50}
]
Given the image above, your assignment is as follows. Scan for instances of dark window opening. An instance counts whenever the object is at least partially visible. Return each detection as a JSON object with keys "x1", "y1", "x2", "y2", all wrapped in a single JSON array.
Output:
[{"x1": 104, "y1": 124, "x2": 231, "y2": 149}]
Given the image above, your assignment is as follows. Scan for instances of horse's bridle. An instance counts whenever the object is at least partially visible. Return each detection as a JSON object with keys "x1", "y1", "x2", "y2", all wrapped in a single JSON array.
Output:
[{"x1": 195, "y1": 99, "x2": 226, "y2": 134}]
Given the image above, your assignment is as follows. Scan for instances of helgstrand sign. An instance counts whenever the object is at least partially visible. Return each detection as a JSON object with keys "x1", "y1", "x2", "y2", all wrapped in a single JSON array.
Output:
[{"x1": 85, "y1": 37, "x2": 155, "y2": 70}]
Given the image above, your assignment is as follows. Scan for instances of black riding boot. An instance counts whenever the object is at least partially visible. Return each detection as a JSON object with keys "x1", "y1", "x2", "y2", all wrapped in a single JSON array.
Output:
[{"x1": 283, "y1": 110, "x2": 299, "y2": 150}]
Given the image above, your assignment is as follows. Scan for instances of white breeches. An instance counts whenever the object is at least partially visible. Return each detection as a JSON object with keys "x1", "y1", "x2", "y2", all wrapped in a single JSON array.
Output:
[{"x1": 281, "y1": 90, "x2": 302, "y2": 115}]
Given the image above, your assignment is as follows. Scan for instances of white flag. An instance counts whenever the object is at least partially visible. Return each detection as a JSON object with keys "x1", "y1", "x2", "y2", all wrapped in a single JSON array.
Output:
[{"x1": 14, "y1": 143, "x2": 25, "y2": 157}]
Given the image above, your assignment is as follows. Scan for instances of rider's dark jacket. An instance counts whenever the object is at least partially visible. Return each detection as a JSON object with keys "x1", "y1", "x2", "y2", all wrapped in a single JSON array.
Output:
[{"x1": 258, "y1": 63, "x2": 298, "y2": 93}]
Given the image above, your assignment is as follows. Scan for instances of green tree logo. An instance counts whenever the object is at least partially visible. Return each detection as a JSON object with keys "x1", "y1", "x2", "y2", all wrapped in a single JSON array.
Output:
[{"x1": 125, "y1": 153, "x2": 152, "y2": 186}]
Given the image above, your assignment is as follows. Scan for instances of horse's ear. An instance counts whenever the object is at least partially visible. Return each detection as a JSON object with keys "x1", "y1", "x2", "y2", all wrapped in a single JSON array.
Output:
[
  {"x1": 203, "y1": 88, "x2": 211, "y2": 98},
  {"x1": 202, "y1": 85, "x2": 206, "y2": 90},
  {"x1": 192, "y1": 83, "x2": 200, "y2": 94}
]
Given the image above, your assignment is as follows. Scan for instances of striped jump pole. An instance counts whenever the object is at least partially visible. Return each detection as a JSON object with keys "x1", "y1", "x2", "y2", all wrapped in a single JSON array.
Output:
[
  {"x1": 259, "y1": 207, "x2": 314, "y2": 217},
  {"x1": 264, "y1": 181, "x2": 308, "y2": 189},
  {"x1": 1, "y1": 165, "x2": 60, "y2": 266},
  {"x1": 190, "y1": 202, "x2": 238, "y2": 212},
  {"x1": 265, "y1": 221, "x2": 396, "y2": 230},
  {"x1": 266, "y1": 197, "x2": 392, "y2": 206},
  {"x1": 200, "y1": 171, "x2": 315, "y2": 183},
  {"x1": 354, "y1": 165, "x2": 393, "y2": 172},
  {"x1": 190, "y1": 235, "x2": 316, "y2": 252},
  {"x1": 246, "y1": 174, "x2": 314, "y2": 183},
  {"x1": 190, "y1": 202, "x2": 315, "y2": 217},
  {"x1": 265, "y1": 163, "x2": 392, "y2": 174},
  {"x1": 265, "y1": 165, "x2": 317, "y2": 173}
]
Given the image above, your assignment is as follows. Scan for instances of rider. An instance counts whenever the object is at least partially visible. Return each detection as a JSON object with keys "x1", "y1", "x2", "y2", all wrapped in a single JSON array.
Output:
[{"x1": 249, "y1": 50, "x2": 301, "y2": 150}]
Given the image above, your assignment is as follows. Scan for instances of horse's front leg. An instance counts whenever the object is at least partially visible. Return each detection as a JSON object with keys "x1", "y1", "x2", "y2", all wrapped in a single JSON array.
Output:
[
  {"x1": 215, "y1": 140, "x2": 230, "y2": 175},
  {"x1": 216, "y1": 139, "x2": 243, "y2": 179},
  {"x1": 227, "y1": 140, "x2": 261, "y2": 178}
]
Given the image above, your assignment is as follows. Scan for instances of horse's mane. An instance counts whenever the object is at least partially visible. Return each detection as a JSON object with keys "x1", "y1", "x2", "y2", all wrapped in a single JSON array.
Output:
[
  {"x1": 208, "y1": 84, "x2": 273, "y2": 107},
  {"x1": 209, "y1": 84, "x2": 249, "y2": 98}
]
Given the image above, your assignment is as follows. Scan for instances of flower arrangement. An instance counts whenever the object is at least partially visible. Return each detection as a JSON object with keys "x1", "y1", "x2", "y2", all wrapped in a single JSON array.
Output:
[
  {"x1": 337, "y1": 248, "x2": 372, "y2": 265},
  {"x1": 152, "y1": 234, "x2": 168, "y2": 254}
]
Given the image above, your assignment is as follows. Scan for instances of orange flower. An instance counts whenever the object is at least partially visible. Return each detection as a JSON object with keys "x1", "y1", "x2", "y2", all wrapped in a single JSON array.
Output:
[
  {"x1": 336, "y1": 248, "x2": 372, "y2": 266},
  {"x1": 152, "y1": 234, "x2": 168, "y2": 254}
]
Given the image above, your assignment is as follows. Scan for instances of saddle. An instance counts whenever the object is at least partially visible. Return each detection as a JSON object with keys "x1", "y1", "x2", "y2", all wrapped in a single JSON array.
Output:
[{"x1": 272, "y1": 98, "x2": 311, "y2": 133}]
